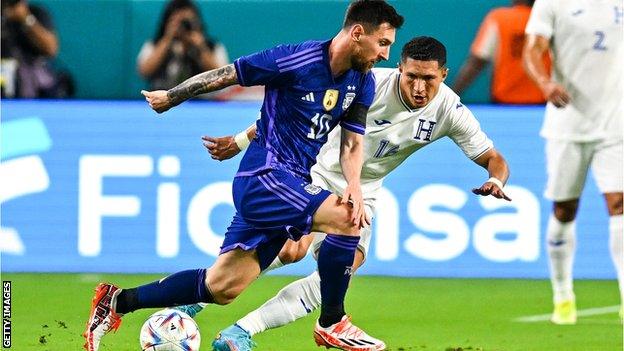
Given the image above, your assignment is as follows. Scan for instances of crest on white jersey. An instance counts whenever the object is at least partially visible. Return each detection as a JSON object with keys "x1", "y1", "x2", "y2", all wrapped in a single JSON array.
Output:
[
  {"x1": 342, "y1": 92, "x2": 356, "y2": 110},
  {"x1": 323, "y1": 89, "x2": 339, "y2": 111}
]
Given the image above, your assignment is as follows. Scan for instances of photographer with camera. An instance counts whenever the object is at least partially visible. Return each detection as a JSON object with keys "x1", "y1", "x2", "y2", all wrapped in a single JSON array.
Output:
[
  {"x1": 1, "y1": 0, "x2": 72, "y2": 98},
  {"x1": 137, "y1": 0, "x2": 229, "y2": 95}
]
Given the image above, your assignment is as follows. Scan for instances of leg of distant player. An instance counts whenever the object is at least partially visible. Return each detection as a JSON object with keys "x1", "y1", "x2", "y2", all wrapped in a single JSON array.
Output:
[
  {"x1": 606, "y1": 192, "x2": 624, "y2": 313},
  {"x1": 547, "y1": 200, "x2": 578, "y2": 324},
  {"x1": 594, "y1": 140, "x2": 624, "y2": 316},
  {"x1": 544, "y1": 139, "x2": 588, "y2": 325}
]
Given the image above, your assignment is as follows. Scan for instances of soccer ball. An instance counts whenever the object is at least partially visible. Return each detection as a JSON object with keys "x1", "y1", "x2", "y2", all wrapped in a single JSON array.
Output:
[{"x1": 139, "y1": 309, "x2": 201, "y2": 351}]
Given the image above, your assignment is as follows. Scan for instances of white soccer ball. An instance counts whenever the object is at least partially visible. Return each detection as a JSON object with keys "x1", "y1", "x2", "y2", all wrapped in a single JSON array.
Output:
[{"x1": 139, "y1": 309, "x2": 201, "y2": 351}]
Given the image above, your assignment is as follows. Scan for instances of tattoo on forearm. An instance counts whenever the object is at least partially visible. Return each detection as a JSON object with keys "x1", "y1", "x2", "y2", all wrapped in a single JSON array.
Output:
[{"x1": 167, "y1": 64, "x2": 237, "y2": 106}]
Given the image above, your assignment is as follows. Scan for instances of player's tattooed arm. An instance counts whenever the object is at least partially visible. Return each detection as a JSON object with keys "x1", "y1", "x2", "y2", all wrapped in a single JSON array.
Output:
[{"x1": 167, "y1": 64, "x2": 238, "y2": 107}]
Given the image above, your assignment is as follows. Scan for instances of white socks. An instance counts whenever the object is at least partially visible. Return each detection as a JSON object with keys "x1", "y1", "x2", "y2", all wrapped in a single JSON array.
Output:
[
  {"x1": 609, "y1": 215, "x2": 623, "y2": 303},
  {"x1": 265, "y1": 256, "x2": 285, "y2": 272},
  {"x1": 546, "y1": 215, "x2": 576, "y2": 303},
  {"x1": 237, "y1": 271, "x2": 321, "y2": 336}
]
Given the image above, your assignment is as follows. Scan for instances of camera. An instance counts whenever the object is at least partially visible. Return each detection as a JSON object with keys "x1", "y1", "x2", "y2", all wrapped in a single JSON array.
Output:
[{"x1": 180, "y1": 18, "x2": 199, "y2": 32}]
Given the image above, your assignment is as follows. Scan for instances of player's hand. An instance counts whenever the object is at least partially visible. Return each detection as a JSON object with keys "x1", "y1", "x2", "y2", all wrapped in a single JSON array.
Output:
[
  {"x1": 342, "y1": 183, "x2": 370, "y2": 228},
  {"x1": 4, "y1": 1, "x2": 30, "y2": 23},
  {"x1": 472, "y1": 181, "x2": 511, "y2": 201},
  {"x1": 141, "y1": 90, "x2": 172, "y2": 113},
  {"x1": 201, "y1": 135, "x2": 241, "y2": 161},
  {"x1": 541, "y1": 81, "x2": 571, "y2": 108}
]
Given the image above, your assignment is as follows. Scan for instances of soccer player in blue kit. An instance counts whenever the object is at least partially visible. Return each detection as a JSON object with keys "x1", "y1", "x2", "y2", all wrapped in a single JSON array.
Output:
[{"x1": 83, "y1": 1, "x2": 404, "y2": 351}]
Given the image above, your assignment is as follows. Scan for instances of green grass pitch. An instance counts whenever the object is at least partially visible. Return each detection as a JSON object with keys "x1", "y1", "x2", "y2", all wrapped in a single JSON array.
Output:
[{"x1": 2, "y1": 273, "x2": 622, "y2": 350}]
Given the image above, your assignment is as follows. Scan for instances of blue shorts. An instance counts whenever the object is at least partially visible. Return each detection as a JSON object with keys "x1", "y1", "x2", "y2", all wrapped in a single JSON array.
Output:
[{"x1": 220, "y1": 169, "x2": 331, "y2": 270}]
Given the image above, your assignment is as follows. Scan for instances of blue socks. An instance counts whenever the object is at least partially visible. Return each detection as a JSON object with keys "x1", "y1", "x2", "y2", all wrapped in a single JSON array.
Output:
[
  {"x1": 317, "y1": 234, "x2": 359, "y2": 327},
  {"x1": 116, "y1": 269, "x2": 212, "y2": 314}
]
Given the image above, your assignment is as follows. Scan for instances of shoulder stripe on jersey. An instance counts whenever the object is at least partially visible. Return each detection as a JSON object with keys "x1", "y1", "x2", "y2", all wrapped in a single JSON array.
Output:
[
  {"x1": 279, "y1": 56, "x2": 324, "y2": 73},
  {"x1": 340, "y1": 121, "x2": 366, "y2": 134},
  {"x1": 275, "y1": 46, "x2": 321, "y2": 64},
  {"x1": 277, "y1": 50, "x2": 323, "y2": 70},
  {"x1": 469, "y1": 145, "x2": 493, "y2": 160}
]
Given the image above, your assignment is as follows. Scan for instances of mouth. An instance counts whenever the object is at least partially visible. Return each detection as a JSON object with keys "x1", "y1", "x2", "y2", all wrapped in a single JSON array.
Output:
[{"x1": 413, "y1": 96, "x2": 426, "y2": 104}]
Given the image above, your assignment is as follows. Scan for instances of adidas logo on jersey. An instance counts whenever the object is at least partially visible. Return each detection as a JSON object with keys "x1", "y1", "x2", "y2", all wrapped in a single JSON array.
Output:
[{"x1": 301, "y1": 92, "x2": 315, "y2": 102}]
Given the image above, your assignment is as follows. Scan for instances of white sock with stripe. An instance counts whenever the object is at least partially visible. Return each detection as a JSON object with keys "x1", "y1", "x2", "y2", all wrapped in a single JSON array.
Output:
[
  {"x1": 546, "y1": 214, "x2": 576, "y2": 303},
  {"x1": 237, "y1": 271, "x2": 321, "y2": 335}
]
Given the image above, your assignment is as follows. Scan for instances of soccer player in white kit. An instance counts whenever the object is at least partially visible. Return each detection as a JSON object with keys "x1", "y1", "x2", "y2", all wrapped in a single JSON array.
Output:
[
  {"x1": 195, "y1": 37, "x2": 511, "y2": 351},
  {"x1": 523, "y1": 0, "x2": 623, "y2": 325}
]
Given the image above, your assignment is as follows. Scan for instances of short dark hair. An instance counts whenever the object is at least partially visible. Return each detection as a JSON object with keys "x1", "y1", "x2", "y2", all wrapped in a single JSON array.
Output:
[
  {"x1": 401, "y1": 36, "x2": 447, "y2": 67},
  {"x1": 343, "y1": 0, "x2": 404, "y2": 32}
]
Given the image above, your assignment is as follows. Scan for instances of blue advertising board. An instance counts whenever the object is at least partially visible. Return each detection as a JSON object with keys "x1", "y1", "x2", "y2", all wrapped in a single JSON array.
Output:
[{"x1": 0, "y1": 100, "x2": 614, "y2": 279}]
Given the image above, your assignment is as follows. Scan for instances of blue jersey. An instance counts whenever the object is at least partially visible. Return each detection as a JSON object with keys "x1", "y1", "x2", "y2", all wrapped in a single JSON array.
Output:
[{"x1": 233, "y1": 40, "x2": 376, "y2": 180}]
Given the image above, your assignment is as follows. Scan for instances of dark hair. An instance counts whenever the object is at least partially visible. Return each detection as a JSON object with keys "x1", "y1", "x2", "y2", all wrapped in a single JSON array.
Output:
[
  {"x1": 343, "y1": 0, "x2": 404, "y2": 32},
  {"x1": 401, "y1": 36, "x2": 447, "y2": 67},
  {"x1": 154, "y1": 0, "x2": 214, "y2": 48}
]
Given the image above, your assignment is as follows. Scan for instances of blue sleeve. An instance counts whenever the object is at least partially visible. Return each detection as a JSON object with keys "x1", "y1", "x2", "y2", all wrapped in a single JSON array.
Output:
[
  {"x1": 340, "y1": 72, "x2": 376, "y2": 134},
  {"x1": 234, "y1": 44, "x2": 300, "y2": 87},
  {"x1": 356, "y1": 72, "x2": 376, "y2": 108}
]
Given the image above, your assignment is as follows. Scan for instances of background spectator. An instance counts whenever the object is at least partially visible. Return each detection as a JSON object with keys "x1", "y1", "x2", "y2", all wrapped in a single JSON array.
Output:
[
  {"x1": 452, "y1": 0, "x2": 549, "y2": 104},
  {"x1": 1, "y1": 0, "x2": 73, "y2": 98},
  {"x1": 137, "y1": 0, "x2": 229, "y2": 95}
]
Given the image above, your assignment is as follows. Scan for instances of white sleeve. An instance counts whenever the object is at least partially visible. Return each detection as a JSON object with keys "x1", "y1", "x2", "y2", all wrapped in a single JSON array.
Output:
[
  {"x1": 448, "y1": 104, "x2": 493, "y2": 160},
  {"x1": 525, "y1": 0, "x2": 555, "y2": 39}
]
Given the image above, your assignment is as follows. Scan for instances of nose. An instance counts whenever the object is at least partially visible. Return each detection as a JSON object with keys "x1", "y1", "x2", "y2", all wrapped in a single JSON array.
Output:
[
  {"x1": 414, "y1": 79, "x2": 425, "y2": 93},
  {"x1": 379, "y1": 47, "x2": 390, "y2": 61}
]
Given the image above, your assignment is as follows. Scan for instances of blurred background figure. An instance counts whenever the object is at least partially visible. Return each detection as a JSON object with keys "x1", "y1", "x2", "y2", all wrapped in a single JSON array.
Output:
[
  {"x1": 137, "y1": 0, "x2": 229, "y2": 96},
  {"x1": 452, "y1": 0, "x2": 548, "y2": 104},
  {"x1": 1, "y1": 0, "x2": 73, "y2": 98},
  {"x1": 524, "y1": 0, "x2": 623, "y2": 325}
]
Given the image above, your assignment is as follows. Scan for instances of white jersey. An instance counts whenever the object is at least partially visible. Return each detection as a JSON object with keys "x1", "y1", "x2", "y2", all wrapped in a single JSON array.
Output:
[
  {"x1": 525, "y1": 0, "x2": 624, "y2": 141},
  {"x1": 311, "y1": 68, "x2": 493, "y2": 205}
]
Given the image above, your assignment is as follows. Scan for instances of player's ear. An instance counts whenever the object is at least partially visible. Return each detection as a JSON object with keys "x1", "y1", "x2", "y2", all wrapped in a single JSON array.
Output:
[
  {"x1": 398, "y1": 61, "x2": 403, "y2": 73},
  {"x1": 440, "y1": 67, "x2": 449, "y2": 81},
  {"x1": 350, "y1": 24, "x2": 365, "y2": 42}
]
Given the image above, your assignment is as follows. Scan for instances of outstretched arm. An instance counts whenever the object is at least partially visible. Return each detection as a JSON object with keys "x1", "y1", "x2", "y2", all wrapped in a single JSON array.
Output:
[
  {"x1": 472, "y1": 148, "x2": 511, "y2": 201},
  {"x1": 142, "y1": 64, "x2": 238, "y2": 113},
  {"x1": 202, "y1": 123, "x2": 257, "y2": 161}
]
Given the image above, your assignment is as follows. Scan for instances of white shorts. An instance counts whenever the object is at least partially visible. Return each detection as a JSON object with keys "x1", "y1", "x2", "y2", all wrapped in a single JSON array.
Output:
[
  {"x1": 545, "y1": 138, "x2": 623, "y2": 201},
  {"x1": 310, "y1": 170, "x2": 375, "y2": 261},
  {"x1": 310, "y1": 206, "x2": 374, "y2": 263}
]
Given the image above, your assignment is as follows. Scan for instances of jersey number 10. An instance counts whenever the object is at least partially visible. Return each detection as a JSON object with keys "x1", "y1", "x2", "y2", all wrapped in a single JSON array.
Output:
[{"x1": 307, "y1": 113, "x2": 333, "y2": 139}]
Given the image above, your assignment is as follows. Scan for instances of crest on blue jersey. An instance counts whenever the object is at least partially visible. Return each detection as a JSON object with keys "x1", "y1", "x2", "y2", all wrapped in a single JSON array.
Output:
[
  {"x1": 323, "y1": 89, "x2": 339, "y2": 111},
  {"x1": 342, "y1": 92, "x2": 356, "y2": 111},
  {"x1": 304, "y1": 183, "x2": 322, "y2": 195}
]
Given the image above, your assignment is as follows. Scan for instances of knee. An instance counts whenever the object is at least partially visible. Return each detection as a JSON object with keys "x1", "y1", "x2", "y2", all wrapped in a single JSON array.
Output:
[
  {"x1": 324, "y1": 211, "x2": 360, "y2": 236},
  {"x1": 606, "y1": 194, "x2": 623, "y2": 216},
  {"x1": 205, "y1": 279, "x2": 242, "y2": 305},
  {"x1": 279, "y1": 245, "x2": 306, "y2": 264},
  {"x1": 553, "y1": 201, "x2": 579, "y2": 222}
]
